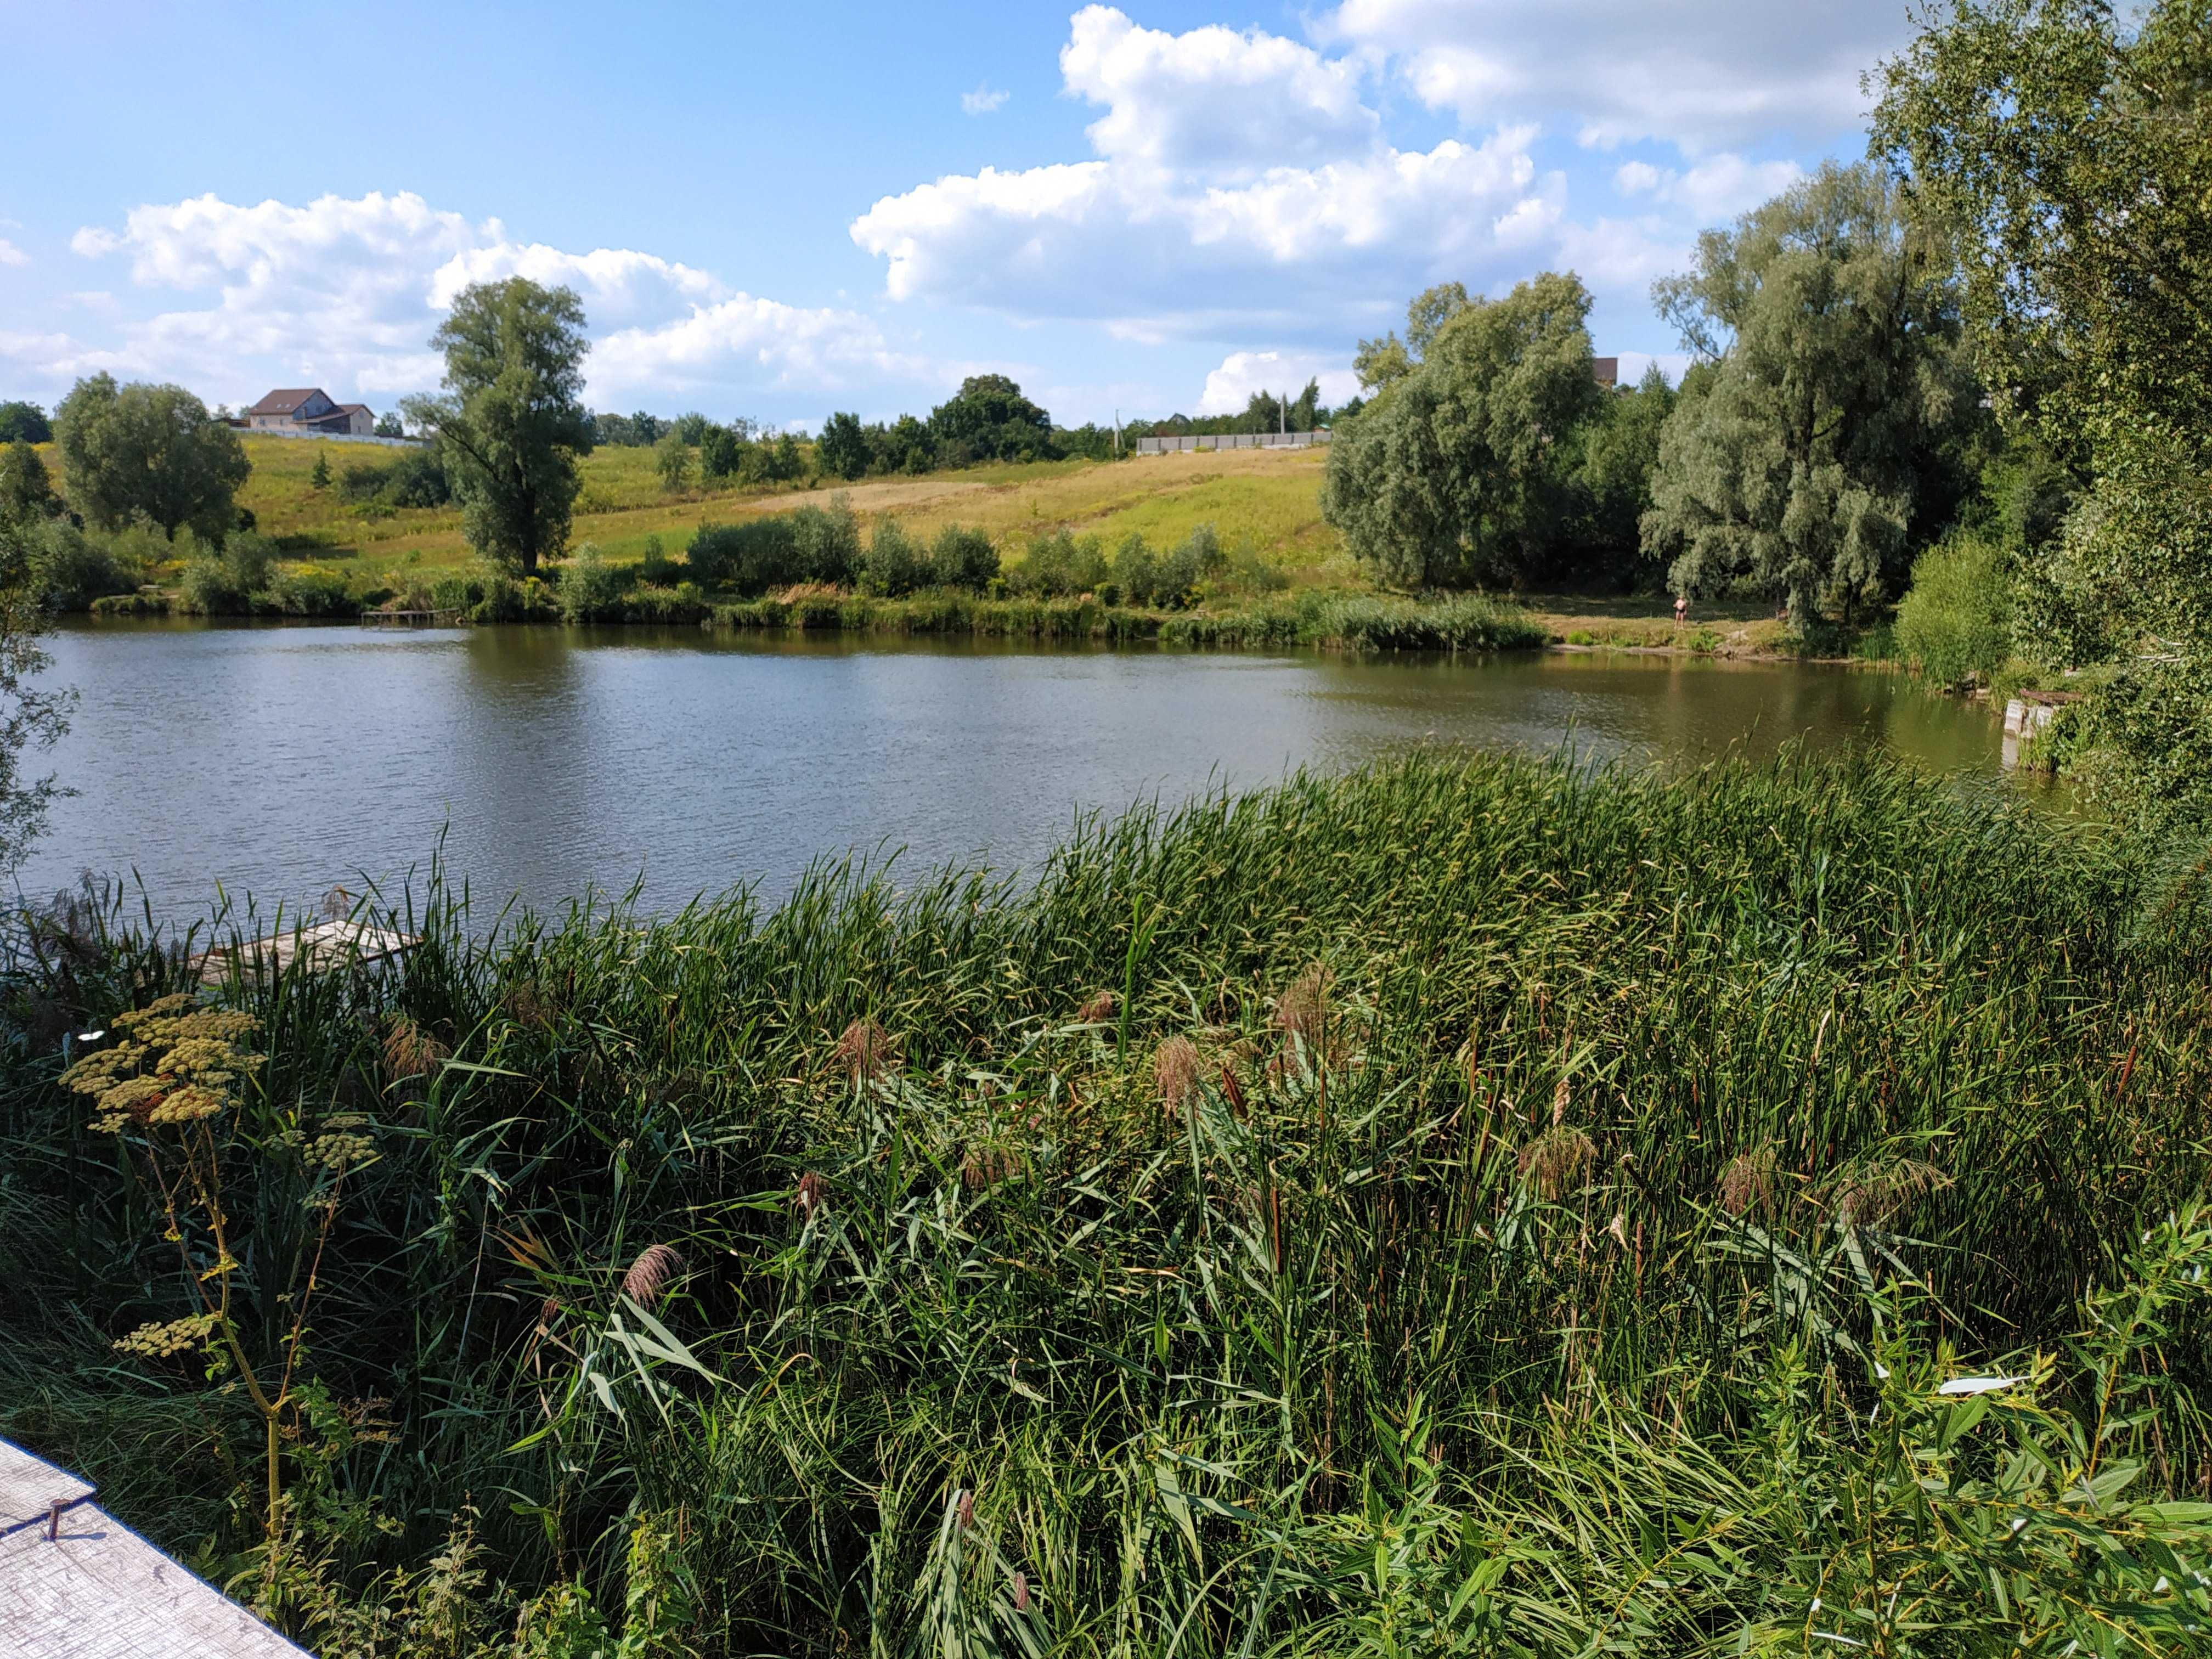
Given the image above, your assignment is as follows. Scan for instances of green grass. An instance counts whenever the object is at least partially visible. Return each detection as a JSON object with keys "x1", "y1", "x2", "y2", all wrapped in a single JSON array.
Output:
[{"x1": 3, "y1": 751, "x2": 2209, "y2": 1654}]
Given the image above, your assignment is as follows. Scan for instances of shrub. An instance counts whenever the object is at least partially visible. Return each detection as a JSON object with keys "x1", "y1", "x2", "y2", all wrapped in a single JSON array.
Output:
[
  {"x1": 1895, "y1": 534, "x2": 2013, "y2": 689},
  {"x1": 1008, "y1": 529, "x2": 1108, "y2": 597},
  {"x1": 177, "y1": 529, "x2": 280, "y2": 616},
  {"x1": 639, "y1": 534, "x2": 674, "y2": 585},
  {"x1": 859, "y1": 519, "x2": 929, "y2": 597},
  {"x1": 27, "y1": 521, "x2": 139, "y2": 610},
  {"x1": 273, "y1": 569, "x2": 356, "y2": 617},
  {"x1": 557, "y1": 544, "x2": 632, "y2": 623},
  {"x1": 929, "y1": 524, "x2": 999, "y2": 592},
  {"x1": 788, "y1": 499, "x2": 861, "y2": 584},
  {"x1": 689, "y1": 520, "x2": 797, "y2": 595}
]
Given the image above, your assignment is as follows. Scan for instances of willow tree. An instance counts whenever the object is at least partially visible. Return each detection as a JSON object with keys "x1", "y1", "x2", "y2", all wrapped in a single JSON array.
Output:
[
  {"x1": 404, "y1": 278, "x2": 593, "y2": 577},
  {"x1": 1640, "y1": 162, "x2": 1981, "y2": 628},
  {"x1": 1323, "y1": 271, "x2": 1604, "y2": 589}
]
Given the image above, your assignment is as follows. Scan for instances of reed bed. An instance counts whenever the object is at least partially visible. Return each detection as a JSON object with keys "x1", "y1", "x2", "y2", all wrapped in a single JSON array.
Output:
[{"x1": 2, "y1": 752, "x2": 2209, "y2": 1655}]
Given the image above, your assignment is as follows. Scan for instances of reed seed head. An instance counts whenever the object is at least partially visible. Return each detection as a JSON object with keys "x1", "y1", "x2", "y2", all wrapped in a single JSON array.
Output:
[
  {"x1": 796, "y1": 1171, "x2": 828, "y2": 1216},
  {"x1": 620, "y1": 1243, "x2": 682, "y2": 1305},
  {"x1": 1516, "y1": 1125, "x2": 1596, "y2": 1200},
  {"x1": 382, "y1": 1015, "x2": 448, "y2": 1081},
  {"x1": 1154, "y1": 1036, "x2": 1201, "y2": 1111},
  {"x1": 833, "y1": 1017, "x2": 899, "y2": 1083},
  {"x1": 1079, "y1": 989, "x2": 1119, "y2": 1024},
  {"x1": 1829, "y1": 1158, "x2": 1949, "y2": 1227},
  {"x1": 1273, "y1": 962, "x2": 1334, "y2": 1056},
  {"x1": 1717, "y1": 1146, "x2": 1780, "y2": 1218}
]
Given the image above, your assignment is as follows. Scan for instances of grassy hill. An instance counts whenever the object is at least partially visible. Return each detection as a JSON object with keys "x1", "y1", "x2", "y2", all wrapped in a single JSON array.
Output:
[{"x1": 37, "y1": 435, "x2": 1353, "y2": 588}]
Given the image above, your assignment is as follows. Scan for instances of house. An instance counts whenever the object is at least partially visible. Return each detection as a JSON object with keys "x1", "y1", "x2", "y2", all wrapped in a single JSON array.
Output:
[
  {"x1": 1592, "y1": 356, "x2": 1620, "y2": 389},
  {"x1": 1, "y1": 1437, "x2": 311, "y2": 1657},
  {"x1": 244, "y1": 388, "x2": 375, "y2": 437}
]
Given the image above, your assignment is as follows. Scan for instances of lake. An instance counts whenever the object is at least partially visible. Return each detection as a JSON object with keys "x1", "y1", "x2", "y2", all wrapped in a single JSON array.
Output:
[{"x1": 26, "y1": 622, "x2": 2019, "y2": 923}]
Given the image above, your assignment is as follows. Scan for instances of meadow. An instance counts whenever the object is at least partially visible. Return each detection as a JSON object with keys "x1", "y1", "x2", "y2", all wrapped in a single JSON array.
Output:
[{"x1": 2, "y1": 749, "x2": 2207, "y2": 1655}]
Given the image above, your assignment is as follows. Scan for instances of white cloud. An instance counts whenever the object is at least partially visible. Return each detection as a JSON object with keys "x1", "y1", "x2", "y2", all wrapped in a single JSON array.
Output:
[
  {"x1": 961, "y1": 84, "x2": 1010, "y2": 115},
  {"x1": 1613, "y1": 154, "x2": 1803, "y2": 221},
  {"x1": 1060, "y1": 5, "x2": 1377, "y2": 178},
  {"x1": 1197, "y1": 350, "x2": 1361, "y2": 416},
  {"x1": 0, "y1": 239, "x2": 29, "y2": 268},
  {"x1": 1323, "y1": 0, "x2": 1909, "y2": 155},
  {"x1": 49, "y1": 189, "x2": 951, "y2": 414},
  {"x1": 851, "y1": 126, "x2": 1554, "y2": 341}
]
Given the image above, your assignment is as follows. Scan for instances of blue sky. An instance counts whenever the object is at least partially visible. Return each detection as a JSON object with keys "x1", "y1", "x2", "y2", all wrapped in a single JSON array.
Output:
[{"x1": 0, "y1": 2, "x2": 1920, "y2": 430}]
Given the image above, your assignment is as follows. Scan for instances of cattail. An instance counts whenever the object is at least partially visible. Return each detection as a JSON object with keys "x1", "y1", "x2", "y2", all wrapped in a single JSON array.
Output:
[
  {"x1": 1516, "y1": 1125, "x2": 1596, "y2": 1200},
  {"x1": 1154, "y1": 1037, "x2": 1201, "y2": 1113},
  {"x1": 382, "y1": 1015, "x2": 448, "y2": 1081},
  {"x1": 833, "y1": 1017, "x2": 899, "y2": 1083},
  {"x1": 1012, "y1": 1571, "x2": 1030, "y2": 1612},
  {"x1": 620, "y1": 1243, "x2": 682, "y2": 1305},
  {"x1": 1079, "y1": 989, "x2": 1119, "y2": 1024},
  {"x1": 1717, "y1": 1146, "x2": 1779, "y2": 1218},
  {"x1": 796, "y1": 1171, "x2": 827, "y2": 1216}
]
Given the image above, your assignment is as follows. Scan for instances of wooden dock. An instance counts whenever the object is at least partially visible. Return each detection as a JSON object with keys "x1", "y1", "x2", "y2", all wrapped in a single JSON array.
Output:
[{"x1": 194, "y1": 918, "x2": 419, "y2": 985}]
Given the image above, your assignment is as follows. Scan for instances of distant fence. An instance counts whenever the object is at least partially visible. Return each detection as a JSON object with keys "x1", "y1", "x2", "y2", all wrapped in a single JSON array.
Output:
[
  {"x1": 232, "y1": 427, "x2": 425, "y2": 448},
  {"x1": 1135, "y1": 430, "x2": 1332, "y2": 455}
]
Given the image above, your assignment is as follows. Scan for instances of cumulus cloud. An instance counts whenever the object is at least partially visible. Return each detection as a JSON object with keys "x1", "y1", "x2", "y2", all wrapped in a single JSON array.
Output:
[
  {"x1": 961, "y1": 84, "x2": 1010, "y2": 115},
  {"x1": 1197, "y1": 350, "x2": 1361, "y2": 416},
  {"x1": 46, "y1": 189, "x2": 947, "y2": 413},
  {"x1": 0, "y1": 239, "x2": 29, "y2": 268},
  {"x1": 1614, "y1": 154, "x2": 1803, "y2": 221},
  {"x1": 1322, "y1": 0, "x2": 1908, "y2": 154},
  {"x1": 1060, "y1": 4, "x2": 1377, "y2": 177}
]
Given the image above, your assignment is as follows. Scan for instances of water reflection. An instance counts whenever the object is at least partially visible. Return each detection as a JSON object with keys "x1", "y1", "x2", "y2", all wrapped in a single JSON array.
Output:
[{"x1": 32, "y1": 623, "x2": 2021, "y2": 921}]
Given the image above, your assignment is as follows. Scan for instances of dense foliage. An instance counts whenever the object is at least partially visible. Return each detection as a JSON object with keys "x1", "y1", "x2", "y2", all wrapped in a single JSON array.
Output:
[
  {"x1": 1641, "y1": 162, "x2": 1983, "y2": 628},
  {"x1": 404, "y1": 279, "x2": 595, "y2": 578},
  {"x1": 52, "y1": 373, "x2": 252, "y2": 542},
  {"x1": 1876, "y1": 0, "x2": 2212, "y2": 819},
  {"x1": 0, "y1": 399, "x2": 53, "y2": 444},
  {"x1": 1322, "y1": 273, "x2": 1609, "y2": 589},
  {"x1": 4, "y1": 754, "x2": 2209, "y2": 1655}
]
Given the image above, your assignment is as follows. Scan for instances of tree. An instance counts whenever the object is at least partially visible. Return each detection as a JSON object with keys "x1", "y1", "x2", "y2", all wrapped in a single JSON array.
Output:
[
  {"x1": 0, "y1": 518, "x2": 72, "y2": 874},
  {"x1": 0, "y1": 401, "x2": 52, "y2": 444},
  {"x1": 0, "y1": 441, "x2": 59, "y2": 526},
  {"x1": 52, "y1": 374, "x2": 250, "y2": 541},
  {"x1": 653, "y1": 429, "x2": 693, "y2": 492},
  {"x1": 1640, "y1": 162, "x2": 1982, "y2": 627},
  {"x1": 699, "y1": 424, "x2": 743, "y2": 481},
  {"x1": 403, "y1": 279, "x2": 594, "y2": 577},
  {"x1": 1323, "y1": 272, "x2": 1606, "y2": 589},
  {"x1": 1353, "y1": 281, "x2": 1471, "y2": 393},
  {"x1": 1567, "y1": 363, "x2": 1676, "y2": 585},
  {"x1": 1873, "y1": 0, "x2": 2212, "y2": 815},
  {"x1": 816, "y1": 412, "x2": 870, "y2": 481},
  {"x1": 309, "y1": 450, "x2": 332, "y2": 490},
  {"x1": 373, "y1": 410, "x2": 404, "y2": 439},
  {"x1": 927, "y1": 375, "x2": 1055, "y2": 465}
]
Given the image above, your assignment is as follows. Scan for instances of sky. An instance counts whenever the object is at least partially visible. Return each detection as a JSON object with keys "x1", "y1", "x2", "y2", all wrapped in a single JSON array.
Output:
[{"x1": 0, "y1": 1, "x2": 1922, "y2": 431}]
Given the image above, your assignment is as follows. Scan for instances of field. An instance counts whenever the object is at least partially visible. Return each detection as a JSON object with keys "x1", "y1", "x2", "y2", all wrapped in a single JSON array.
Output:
[
  {"x1": 3, "y1": 751, "x2": 2206, "y2": 1654},
  {"x1": 36, "y1": 435, "x2": 1354, "y2": 585}
]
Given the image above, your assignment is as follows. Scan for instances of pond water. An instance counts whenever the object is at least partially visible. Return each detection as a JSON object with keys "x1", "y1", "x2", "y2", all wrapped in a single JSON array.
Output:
[{"x1": 26, "y1": 622, "x2": 2021, "y2": 922}]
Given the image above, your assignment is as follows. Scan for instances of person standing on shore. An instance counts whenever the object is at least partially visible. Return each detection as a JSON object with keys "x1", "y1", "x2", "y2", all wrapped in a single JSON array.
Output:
[{"x1": 1674, "y1": 594, "x2": 1689, "y2": 627}]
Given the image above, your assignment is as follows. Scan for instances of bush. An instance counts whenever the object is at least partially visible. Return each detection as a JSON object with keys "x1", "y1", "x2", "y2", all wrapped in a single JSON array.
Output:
[
  {"x1": 335, "y1": 449, "x2": 449, "y2": 510},
  {"x1": 556, "y1": 544, "x2": 633, "y2": 623},
  {"x1": 929, "y1": 525, "x2": 999, "y2": 592},
  {"x1": 1895, "y1": 534, "x2": 2013, "y2": 689},
  {"x1": 1007, "y1": 529, "x2": 1108, "y2": 597},
  {"x1": 272, "y1": 569, "x2": 356, "y2": 617},
  {"x1": 859, "y1": 519, "x2": 929, "y2": 597},
  {"x1": 639, "y1": 534, "x2": 674, "y2": 585},
  {"x1": 177, "y1": 529, "x2": 280, "y2": 616},
  {"x1": 689, "y1": 519, "x2": 797, "y2": 595},
  {"x1": 788, "y1": 499, "x2": 860, "y2": 584},
  {"x1": 27, "y1": 522, "x2": 139, "y2": 611}
]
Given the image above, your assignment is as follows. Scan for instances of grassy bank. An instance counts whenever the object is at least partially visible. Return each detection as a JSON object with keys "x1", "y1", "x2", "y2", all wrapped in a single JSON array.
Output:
[{"x1": 3, "y1": 752, "x2": 2207, "y2": 1654}]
